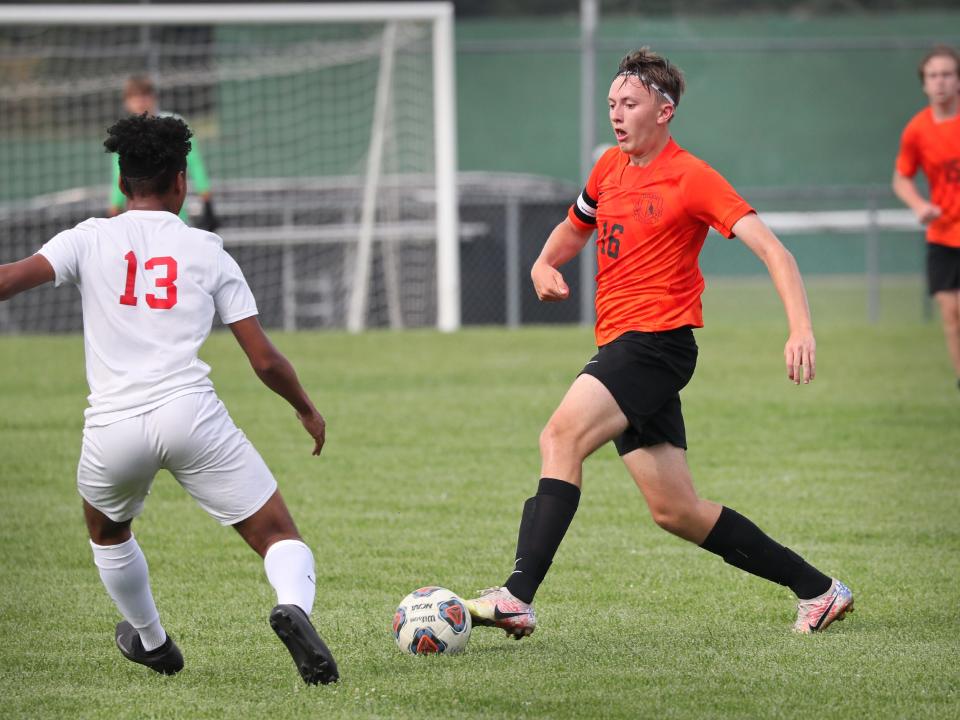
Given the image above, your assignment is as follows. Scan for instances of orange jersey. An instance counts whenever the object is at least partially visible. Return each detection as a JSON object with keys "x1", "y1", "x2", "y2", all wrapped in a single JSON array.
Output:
[
  {"x1": 568, "y1": 140, "x2": 754, "y2": 346},
  {"x1": 895, "y1": 107, "x2": 960, "y2": 248}
]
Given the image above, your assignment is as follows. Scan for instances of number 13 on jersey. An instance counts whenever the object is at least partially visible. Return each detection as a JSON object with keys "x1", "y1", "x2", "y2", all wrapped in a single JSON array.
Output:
[{"x1": 119, "y1": 251, "x2": 178, "y2": 309}]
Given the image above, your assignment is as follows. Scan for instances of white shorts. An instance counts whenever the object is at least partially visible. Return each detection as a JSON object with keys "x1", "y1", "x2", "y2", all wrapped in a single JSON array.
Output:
[{"x1": 77, "y1": 390, "x2": 277, "y2": 525}]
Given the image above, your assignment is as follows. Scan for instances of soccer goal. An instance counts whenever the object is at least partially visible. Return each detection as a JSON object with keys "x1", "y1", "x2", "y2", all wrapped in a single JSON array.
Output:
[{"x1": 0, "y1": 3, "x2": 459, "y2": 333}]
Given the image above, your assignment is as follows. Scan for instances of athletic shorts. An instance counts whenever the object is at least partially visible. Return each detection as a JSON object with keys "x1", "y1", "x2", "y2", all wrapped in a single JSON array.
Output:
[
  {"x1": 579, "y1": 327, "x2": 698, "y2": 456},
  {"x1": 927, "y1": 242, "x2": 960, "y2": 295},
  {"x1": 77, "y1": 390, "x2": 277, "y2": 525}
]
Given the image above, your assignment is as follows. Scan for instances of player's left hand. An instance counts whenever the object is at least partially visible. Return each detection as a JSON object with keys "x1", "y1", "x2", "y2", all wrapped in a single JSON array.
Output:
[
  {"x1": 784, "y1": 330, "x2": 816, "y2": 385},
  {"x1": 297, "y1": 410, "x2": 326, "y2": 455}
]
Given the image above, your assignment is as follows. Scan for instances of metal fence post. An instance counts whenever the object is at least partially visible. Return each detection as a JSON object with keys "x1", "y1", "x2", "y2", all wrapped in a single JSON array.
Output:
[
  {"x1": 865, "y1": 197, "x2": 880, "y2": 324},
  {"x1": 281, "y1": 204, "x2": 296, "y2": 331},
  {"x1": 579, "y1": 0, "x2": 597, "y2": 327},
  {"x1": 505, "y1": 197, "x2": 521, "y2": 328}
]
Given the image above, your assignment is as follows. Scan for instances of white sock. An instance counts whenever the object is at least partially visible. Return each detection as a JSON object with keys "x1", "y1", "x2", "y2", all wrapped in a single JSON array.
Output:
[
  {"x1": 90, "y1": 536, "x2": 167, "y2": 651},
  {"x1": 264, "y1": 539, "x2": 316, "y2": 615}
]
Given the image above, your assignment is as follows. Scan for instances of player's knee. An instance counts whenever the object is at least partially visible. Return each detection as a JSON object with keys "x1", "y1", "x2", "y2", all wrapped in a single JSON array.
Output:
[
  {"x1": 248, "y1": 529, "x2": 301, "y2": 558},
  {"x1": 538, "y1": 420, "x2": 561, "y2": 454},
  {"x1": 87, "y1": 521, "x2": 132, "y2": 546},
  {"x1": 943, "y1": 311, "x2": 960, "y2": 333},
  {"x1": 650, "y1": 506, "x2": 683, "y2": 535},
  {"x1": 539, "y1": 417, "x2": 584, "y2": 459},
  {"x1": 83, "y1": 500, "x2": 132, "y2": 545},
  {"x1": 936, "y1": 293, "x2": 960, "y2": 317},
  {"x1": 232, "y1": 496, "x2": 301, "y2": 557},
  {"x1": 649, "y1": 503, "x2": 698, "y2": 539}
]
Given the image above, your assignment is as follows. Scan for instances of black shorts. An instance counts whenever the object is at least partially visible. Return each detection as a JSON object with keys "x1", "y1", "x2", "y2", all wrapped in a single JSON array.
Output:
[
  {"x1": 579, "y1": 327, "x2": 698, "y2": 456},
  {"x1": 927, "y1": 242, "x2": 960, "y2": 295}
]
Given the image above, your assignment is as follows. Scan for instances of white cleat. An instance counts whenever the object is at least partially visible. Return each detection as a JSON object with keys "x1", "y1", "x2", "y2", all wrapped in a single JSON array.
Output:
[
  {"x1": 464, "y1": 586, "x2": 537, "y2": 640},
  {"x1": 793, "y1": 579, "x2": 854, "y2": 634}
]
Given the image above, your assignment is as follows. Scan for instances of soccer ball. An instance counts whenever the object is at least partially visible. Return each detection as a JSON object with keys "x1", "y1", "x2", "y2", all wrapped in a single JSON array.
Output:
[{"x1": 392, "y1": 586, "x2": 472, "y2": 655}]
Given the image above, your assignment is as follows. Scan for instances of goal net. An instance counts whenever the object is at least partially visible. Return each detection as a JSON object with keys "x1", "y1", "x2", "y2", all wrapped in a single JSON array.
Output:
[{"x1": 0, "y1": 3, "x2": 459, "y2": 333}]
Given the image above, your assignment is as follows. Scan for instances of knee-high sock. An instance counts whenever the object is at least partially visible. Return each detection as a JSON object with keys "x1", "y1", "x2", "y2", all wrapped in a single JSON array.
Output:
[
  {"x1": 91, "y1": 536, "x2": 166, "y2": 651},
  {"x1": 505, "y1": 478, "x2": 581, "y2": 604},
  {"x1": 699, "y1": 506, "x2": 832, "y2": 600},
  {"x1": 264, "y1": 539, "x2": 316, "y2": 615}
]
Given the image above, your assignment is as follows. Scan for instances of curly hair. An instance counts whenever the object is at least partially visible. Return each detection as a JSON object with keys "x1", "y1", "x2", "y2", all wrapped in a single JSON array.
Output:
[
  {"x1": 615, "y1": 48, "x2": 685, "y2": 116},
  {"x1": 104, "y1": 113, "x2": 192, "y2": 198}
]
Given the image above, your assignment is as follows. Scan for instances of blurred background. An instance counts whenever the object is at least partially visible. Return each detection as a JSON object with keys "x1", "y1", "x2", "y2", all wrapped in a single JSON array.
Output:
[{"x1": 1, "y1": 0, "x2": 958, "y2": 332}]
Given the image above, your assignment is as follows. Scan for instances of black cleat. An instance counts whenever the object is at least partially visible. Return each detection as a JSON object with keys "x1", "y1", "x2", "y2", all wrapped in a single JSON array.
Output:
[
  {"x1": 269, "y1": 604, "x2": 339, "y2": 685},
  {"x1": 115, "y1": 621, "x2": 184, "y2": 675}
]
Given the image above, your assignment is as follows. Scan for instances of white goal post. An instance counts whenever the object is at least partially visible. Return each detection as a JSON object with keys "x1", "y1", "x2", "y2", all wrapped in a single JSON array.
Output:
[{"x1": 0, "y1": 3, "x2": 460, "y2": 332}]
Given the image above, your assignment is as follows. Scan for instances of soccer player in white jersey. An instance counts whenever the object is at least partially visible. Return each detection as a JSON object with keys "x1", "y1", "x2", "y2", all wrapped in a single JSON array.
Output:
[{"x1": 0, "y1": 115, "x2": 337, "y2": 685}]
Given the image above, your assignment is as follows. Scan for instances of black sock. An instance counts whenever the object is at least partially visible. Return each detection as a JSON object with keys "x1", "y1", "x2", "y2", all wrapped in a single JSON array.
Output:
[
  {"x1": 504, "y1": 478, "x2": 581, "y2": 604},
  {"x1": 699, "y1": 506, "x2": 832, "y2": 599}
]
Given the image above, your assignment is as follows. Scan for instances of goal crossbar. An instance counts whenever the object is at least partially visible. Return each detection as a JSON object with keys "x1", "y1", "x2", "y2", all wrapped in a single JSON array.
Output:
[{"x1": 0, "y1": 4, "x2": 453, "y2": 25}]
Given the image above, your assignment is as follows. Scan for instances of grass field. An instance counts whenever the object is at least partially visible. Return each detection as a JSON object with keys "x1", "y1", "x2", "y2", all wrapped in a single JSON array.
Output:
[{"x1": 1, "y1": 278, "x2": 958, "y2": 719}]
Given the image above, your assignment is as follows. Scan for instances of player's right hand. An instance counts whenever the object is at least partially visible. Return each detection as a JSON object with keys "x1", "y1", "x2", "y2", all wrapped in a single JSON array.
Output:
[
  {"x1": 531, "y1": 261, "x2": 570, "y2": 302},
  {"x1": 784, "y1": 329, "x2": 816, "y2": 385},
  {"x1": 916, "y1": 203, "x2": 942, "y2": 225},
  {"x1": 297, "y1": 410, "x2": 326, "y2": 456}
]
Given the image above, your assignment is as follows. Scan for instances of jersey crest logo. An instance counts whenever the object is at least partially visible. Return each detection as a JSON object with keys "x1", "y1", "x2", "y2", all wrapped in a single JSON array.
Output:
[{"x1": 634, "y1": 193, "x2": 664, "y2": 223}]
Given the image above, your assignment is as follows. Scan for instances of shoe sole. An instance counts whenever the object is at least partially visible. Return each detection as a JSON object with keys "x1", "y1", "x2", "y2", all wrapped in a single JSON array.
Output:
[
  {"x1": 269, "y1": 606, "x2": 339, "y2": 685},
  {"x1": 471, "y1": 615, "x2": 535, "y2": 639},
  {"x1": 507, "y1": 626, "x2": 534, "y2": 640}
]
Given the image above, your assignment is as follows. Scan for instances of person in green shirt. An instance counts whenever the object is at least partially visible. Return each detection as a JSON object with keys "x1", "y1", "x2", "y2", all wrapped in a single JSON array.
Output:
[{"x1": 109, "y1": 75, "x2": 218, "y2": 231}]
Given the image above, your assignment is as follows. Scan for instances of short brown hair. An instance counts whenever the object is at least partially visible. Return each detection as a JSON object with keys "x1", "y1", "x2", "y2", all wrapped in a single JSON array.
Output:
[
  {"x1": 123, "y1": 74, "x2": 156, "y2": 98},
  {"x1": 918, "y1": 45, "x2": 960, "y2": 82},
  {"x1": 616, "y1": 48, "x2": 685, "y2": 111}
]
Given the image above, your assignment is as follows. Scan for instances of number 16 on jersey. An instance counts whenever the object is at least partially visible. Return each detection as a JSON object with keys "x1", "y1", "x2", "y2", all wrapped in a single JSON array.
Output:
[{"x1": 598, "y1": 222, "x2": 622, "y2": 259}]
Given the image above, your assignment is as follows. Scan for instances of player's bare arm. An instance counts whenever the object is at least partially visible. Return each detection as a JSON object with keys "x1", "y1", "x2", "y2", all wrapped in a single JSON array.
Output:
[
  {"x1": 0, "y1": 254, "x2": 55, "y2": 301},
  {"x1": 892, "y1": 170, "x2": 942, "y2": 224},
  {"x1": 732, "y1": 212, "x2": 816, "y2": 385},
  {"x1": 228, "y1": 316, "x2": 326, "y2": 455},
  {"x1": 531, "y1": 217, "x2": 593, "y2": 302}
]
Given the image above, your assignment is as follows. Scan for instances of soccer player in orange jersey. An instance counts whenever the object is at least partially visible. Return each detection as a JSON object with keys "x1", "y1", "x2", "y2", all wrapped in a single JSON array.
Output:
[
  {"x1": 465, "y1": 48, "x2": 853, "y2": 637},
  {"x1": 893, "y1": 45, "x2": 960, "y2": 390}
]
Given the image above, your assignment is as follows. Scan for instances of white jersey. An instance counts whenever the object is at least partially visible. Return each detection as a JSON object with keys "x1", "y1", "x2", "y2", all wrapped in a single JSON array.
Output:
[{"x1": 38, "y1": 210, "x2": 258, "y2": 427}]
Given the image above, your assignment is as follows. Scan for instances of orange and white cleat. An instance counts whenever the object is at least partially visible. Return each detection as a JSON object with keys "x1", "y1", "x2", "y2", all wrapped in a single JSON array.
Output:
[
  {"x1": 464, "y1": 586, "x2": 537, "y2": 640},
  {"x1": 793, "y1": 579, "x2": 854, "y2": 634}
]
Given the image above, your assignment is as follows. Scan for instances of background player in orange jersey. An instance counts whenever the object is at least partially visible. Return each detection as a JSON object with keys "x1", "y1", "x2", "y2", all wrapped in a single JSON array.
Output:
[
  {"x1": 465, "y1": 48, "x2": 853, "y2": 637},
  {"x1": 893, "y1": 45, "x2": 960, "y2": 390}
]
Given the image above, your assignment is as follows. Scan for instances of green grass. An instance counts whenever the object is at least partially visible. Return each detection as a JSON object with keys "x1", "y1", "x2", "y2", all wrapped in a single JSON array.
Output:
[{"x1": 1, "y1": 278, "x2": 958, "y2": 719}]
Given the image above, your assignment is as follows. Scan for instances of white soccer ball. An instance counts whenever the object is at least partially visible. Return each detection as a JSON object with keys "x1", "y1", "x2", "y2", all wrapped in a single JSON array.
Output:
[{"x1": 392, "y1": 586, "x2": 472, "y2": 655}]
